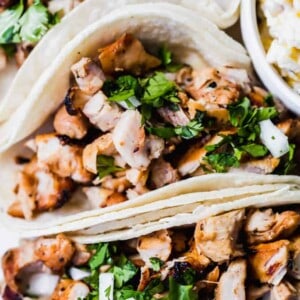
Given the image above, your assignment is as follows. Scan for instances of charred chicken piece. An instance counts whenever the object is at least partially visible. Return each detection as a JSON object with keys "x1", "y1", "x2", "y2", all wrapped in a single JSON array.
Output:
[
  {"x1": 53, "y1": 106, "x2": 89, "y2": 139},
  {"x1": 51, "y1": 279, "x2": 89, "y2": 300},
  {"x1": 71, "y1": 57, "x2": 105, "y2": 95},
  {"x1": 248, "y1": 240, "x2": 289, "y2": 285},
  {"x1": 245, "y1": 209, "x2": 300, "y2": 244},
  {"x1": 98, "y1": 33, "x2": 161, "y2": 75},
  {"x1": 215, "y1": 259, "x2": 247, "y2": 300},
  {"x1": 157, "y1": 106, "x2": 190, "y2": 127},
  {"x1": 82, "y1": 91, "x2": 122, "y2": 132},
  {"x1": 137, "y1": 230, "x2": 172, "y2": 266},
  {"x1": 35, "y1": 234, "x2": 75, "y2": 273},
  {"x1": 194, "y1": 209, "x2": 245, "y2": 263}
]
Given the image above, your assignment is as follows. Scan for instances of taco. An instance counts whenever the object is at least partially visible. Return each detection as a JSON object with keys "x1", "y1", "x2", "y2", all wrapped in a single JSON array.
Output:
[
  {"x1": 0, "y1": 3, "x2": 299, "y2": 235},
  {"x1": 2, "y1": 199, "x2": 300, "y2": 299},
  {"x1": 0, "y1": 0, "x2": 241, "y2": 123}
]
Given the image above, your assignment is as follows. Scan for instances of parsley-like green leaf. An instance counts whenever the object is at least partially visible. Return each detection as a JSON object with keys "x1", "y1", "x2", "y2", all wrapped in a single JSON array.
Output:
[
  {"x1": 228, "y1": 97, "x2": 251, "y2": 127},
  {"x1": 97, "y1": 155, "x2": 123, "y2": 179},
  {"x1": 257, "y1": 107, "x2": 278, "y2": 121},
  {"x1": 146, "y1": 126, "x2": 176, "y2": 139},
  {"x1": 105, "y1": 285, "x2": 112, "y2": 298},
  {"x1": 0, "y1": 1, "x2": 23, "y2": 43},
  {"x1": 167, "y1": 277, "x2": 198, "y2": 300},
  {"x1": 149, "y1": 257, "x2": 163, "y2": 271},
  {"x1": 174, "y1": 120, "x2": 204, "y2": 139},
  {"x1": 241, "y1": 143, "x2": 268, "y2": 158},
  {"x1": 159, "y1": 44, "x2": 172, "y2": 66},
  {"x1": 205, "y1": 153, "x2": 239, "y2": 173},
  {"x1": 88, "y1": 243, "x2": 110, "y2": 270}
]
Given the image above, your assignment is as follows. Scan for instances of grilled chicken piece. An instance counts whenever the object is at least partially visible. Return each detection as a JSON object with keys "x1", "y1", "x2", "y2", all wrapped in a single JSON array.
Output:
[
  {"x1": 288, "y1": 235, "x2": 300, "y2": 280},
  {"x1": 35, "y1": 234, "x2": 75, "y2": 273},
  {"x1": 248, "y1": 240, "x2": 289, "y2": 285},
  {"x1": 149, "y1": 158, "x2": 179, "y2": 189},
  {"x1": 176, "y1": 67, "x2": 193, "y2": 89},
  {"x1": 268, "y1": 281, "x2": 298, "y2": 300},
  {"x1": 245, "y1": 209, "x2": 300, "y2": 244},
  {"x1": 83, "y1": 187, "x2": 114, "y2": 208},
  {"x1": 82, "y1": 133, "x2": 117, "y2": 174},
  {"x1": 112, "y1": 110, "x2": 150, "y2": 169},
  {"x1": 53, "y1": 106, "x2": 89, "y2": 139},
  {"x1": 248, "y1": 86, "x2": 269, "y2": 107},
  {"x1": 0, "y1": 47, "x2": 7, "y2": 71},
  {"x1": 126, "y1": 169, "x2": 148, "y2": 187},
  {"x1": 231, "y1": 156, "x2": 280, "y2": 174},
  {"x1": 183, "y1": 242, "x2": 210, "y2": 271},
  {"x1": 194, "y1": 210, "x2": 245, "y2": 263},
  {"x1": 157, "y1": 106, "x2": 190, "y2": 127},
  {"x1": 15, "y1": 42, "x2": 33, "y2": 66},
  {"x1": 98, "y1": 33, "x2": 161, "y2": 75},
  {"x1": 215, "y1": 259, "x2": 247, "y2": 300},
  {"x1": 178, "y1": 130, "x2": 236, "y2": 176},
  {"x1": 72, "y1": 244, "x2": 91, "y2": 266},
  {"x1": 101, "y1": 175, "x2": 131, "y2": 193},
  {"x1": 35, "y1": 133, "x2": 93, "y2": 183},
  {"x1": 71, "y1": 57, "x2": 105, "y2": 95},
  {"x1": 277, "y1": 119, "x2": 300, "y2": 139},
  {"x1": 82, "y1": 91, "x2": 122, "y2": 132},
  {"x1": 137, "y1": 230, "x2": 172, "y2": 265},
  {"x1": 137, "y1": 266, "x2": 150, "y2": 292},
  {"x1": 145, "y1": 135, "x2": 165, "y2": 160},
  {"x1": 126, "y1": 184, "x2": 149, "y2": 199},
  {"x1": 186, "y1": 68, "x2": 240, "y2": 106},
  {"x1": 51, "y1": 279, "x2": 89, "y2": 300}
]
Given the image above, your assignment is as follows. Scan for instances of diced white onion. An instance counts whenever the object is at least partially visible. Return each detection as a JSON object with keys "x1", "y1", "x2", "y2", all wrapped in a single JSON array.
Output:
[
  {"x1": 69, "y1": 267, "x2": 91, "y2": 281},
  {"x1": 259, "y1": 119, "x2": 289, "y2": 158},
  {"x1": 99, "y1": 273, "x2": 114, "y2": 300},
  {"x1": 26, "y1": 273, "x2": 59, "y2": 296}
]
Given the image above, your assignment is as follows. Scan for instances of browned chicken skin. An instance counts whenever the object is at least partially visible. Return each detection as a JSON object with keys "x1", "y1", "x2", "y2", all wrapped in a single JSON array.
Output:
[{"x1": 98, "y1": 33, "x2": 161, "y2": 75}]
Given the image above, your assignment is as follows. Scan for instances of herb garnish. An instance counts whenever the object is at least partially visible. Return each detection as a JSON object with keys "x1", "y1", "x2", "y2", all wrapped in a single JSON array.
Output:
[{"x1": 96, "y1": 155, "x2": 123, "y2": 179}]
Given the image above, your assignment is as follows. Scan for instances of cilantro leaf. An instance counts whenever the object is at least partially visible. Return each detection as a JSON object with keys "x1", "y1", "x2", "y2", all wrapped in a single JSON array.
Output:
[
  {"x1": 205, "y1": 153, "x2": 239, "y2": 173},
  {"x1": 159, "y1": 44, "x2": 172, "y2": 66},
  {"x1": 228, "y1": 97, "x2": 251, "y2": 127},
  {"x1": 0, "y1": 1, "x2": 23, "y2": 43},
  {"x1": 174, "y1": 120, "x2": 203, "y2": 139},
  {"x1": 146, "y1": 126, "x2": 176, "y2": 139},
  {"x1": 88, "y1": 243, "x2": 110, "y2": 270},
  {"x1": 167, "y1": 277, "x2": 198, "y2": 300},
  {"x1": 97, "y1": 155, "x2": 123, "y2": 179},
  {"x1": 149, "y1": 257, "x2": 163, "y2": 271},
  {"x1": 241, "y1": 143, "x2": 268, "y2": 158}
]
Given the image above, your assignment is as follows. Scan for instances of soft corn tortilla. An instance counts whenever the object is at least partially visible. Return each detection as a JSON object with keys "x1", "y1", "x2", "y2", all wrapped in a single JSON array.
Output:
[
  {"x1": 70, "y1": 186, "x2": 300, "y2": 244},
  {"x1": 0, "y1": 3, "x2": 249, "y2": 153},
  {"x1": 0, "y1": 0, "x2": 240, "y2": 122}
]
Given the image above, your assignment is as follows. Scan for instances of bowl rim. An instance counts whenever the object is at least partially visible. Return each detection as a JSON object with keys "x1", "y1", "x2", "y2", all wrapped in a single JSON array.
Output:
[{"x1": 240, "y1": 0, "x2": 300, "y2": 114}]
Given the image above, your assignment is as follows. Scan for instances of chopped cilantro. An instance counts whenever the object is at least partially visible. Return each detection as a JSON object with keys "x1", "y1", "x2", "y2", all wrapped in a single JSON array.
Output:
[
  {"x1": 111, "y1": 260, "x2": 138, "y2": 288},
  {"x1": 159, "y1": 44, "x2": 172, "y2": 66},
  {"x1": 174, "y1": 120, "x2": 204, "y2": 139},
  {"x1": 88, "y1": 243, "x2": 110, "y2": 270},
  {"x1": 96, "y1": 155, "x2": 123, "y2": 179},
  {"x1": 241, "y1": 143, "x2": 268, "y2": 158},
  {"x1": 146, "y1": 126, "x2": 176, "y2": 139},
  {"x1": 205, "y1": 153, "x2": 239, "y2": 173},
  {"x1": 167, "y1": 277, "x2": 198, "y2": 300},
  {"x1": 149, "y1": 257, "x2": 163, "y2": 271},
  {"x1": 105, "y1": 285, "x2": 112, "y2": 298}
]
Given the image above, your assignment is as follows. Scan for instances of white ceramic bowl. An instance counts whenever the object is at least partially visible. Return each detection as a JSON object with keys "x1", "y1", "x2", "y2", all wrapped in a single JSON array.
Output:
[{"x1": 240, "y1": 0, "x2": 300, "y2": 115}]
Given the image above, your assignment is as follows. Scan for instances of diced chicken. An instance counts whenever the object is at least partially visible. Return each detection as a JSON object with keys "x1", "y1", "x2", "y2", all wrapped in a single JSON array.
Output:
[
  {"x1": 51, "y1": 279, "x2": 89, "y2": 300},
  {"x1": 215, "y1": 259, "x2": 247, "y2": 300},
  {"x1": 71, "y1": 57, "x2": 105, "y2": 95},
  {"x1": 178, "y1": 130, "x2": 236, "y2": 176},
  {"x1": 64, "y1": 87, "x2": 91, "y2": 113},
  {"x1": 245, "y1": 209, "x2": 300, "y2": 244},
  {"x1": 101, "y1": 175, "x2": 131, "y2": 193},
  {"x1": 145, "y1": 135, "x2": 165, "y2": 160},
  {"x1": 53, "y1": 106, "x2": 89, "y2": 139},
  {"x1": 194, "y1": 210, "x2": 245, "y2": 263},
  {"x1": 126, "y1": 169, "x2": 148, "y2": 186},
  {"x1": 268, "y1": 281, "x2": 298, "y2": 300},
  {"x1": 248, "y1": 86, "x2": 269, "y2": 107},
  {"x1": 277, "y1": 119, "x2": 300, "y2": 139},
  {"x1": 207, "y1": 266, "x2": 220, "y2": 282},
  {"x1": 98, "y1": 33, "x2": 161, "y2": 75},
  {"x1": 157, "y1": 106, "x2": 190, "y2": 127},
  {"x1": 126, "y1": 184, "x2": 149, "y2": 199},
  {"x1": 231, "y1": 156, "x2": 280, "y2": 174},
  {"x1": 183, "y1": 242, "x2": 210, "y2": 271},
  {"x1": 7, "y1": 201, "x2": 24, "y2": 219},
  {"x1": 149, "y1": 158, "x2": 179, "y2": 189},
  {"x1": 35, "y1": 133, "x2": 93, "y2": 183},
  {"x1": 137, "y1": 230, "x2": 172, "y2": 265},
  {"x1": 72, "y1": 244, "x2": 91, "y2": 266},
  {"x1": 83, "y1": 187, "x2": 114, "y2": 208},
  {"x1": 82, "y1": 91, "x2": 122, "y2": 132},
  {"x1": 248, "y1": 240, "x2": 289, "y2": 285},
  {"x1": 176, "y1": 67, "x2": 193, "y2": 89},
  {"x1": 15, "y1": 42, "x2": 33, "y2": 67},
  {"x1": 0, "y1": 47, "x2": 7, "y2": 71},
  {"x1": 186, "y1": 68, "x2": 240, "y2": 106},
  {"x1": 137, "y1": 266, "x2": 150, "y2": 291},
  {"x1": 288, "y1": 235, "x2": 300, "y2": 280},
  {"x1": 112, "y1": 110, "x2": 150, "y2": 169},
  {"x1": 35, "y1": 234, "x2": 75, "y2": 273},
  {"x1": 82, "y1": 133, "x2": 117, "y2": 174},
  {"x1": 104, "y1": 192, "x2": 127, "y2": 207}
]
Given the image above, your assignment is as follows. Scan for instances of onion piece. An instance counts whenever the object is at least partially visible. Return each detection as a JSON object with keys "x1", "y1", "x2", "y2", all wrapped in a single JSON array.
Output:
[
  {"x1": 259, "y1": 119, "x2": 289, "y2": 158},
  {"x1": 99, "y1": 273, "x2": 114, "y2": 300},
  {"x1": 69, "y1": 267, "x2": 91, "y2": 281},
  {"x1": 26, "y1": 273, "x2": 59, "y2": 296}
]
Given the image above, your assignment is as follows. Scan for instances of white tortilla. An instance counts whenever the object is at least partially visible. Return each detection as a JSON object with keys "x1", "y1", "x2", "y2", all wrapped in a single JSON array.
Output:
[
  {"x1": 70, "y1": 186, "x2": 300, "y2": 243},
  {"x1": 0, "y1": 3, "x2": 249, "y2": 153},
  {"x1": 0, "y1": 0, "x2": 240, "y2": 122},
  {"x1": 18, "y1": 183, "x2": 291, "y2": 238}
]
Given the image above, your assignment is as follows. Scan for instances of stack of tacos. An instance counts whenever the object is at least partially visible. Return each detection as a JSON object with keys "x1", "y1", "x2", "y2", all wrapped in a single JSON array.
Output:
[{"x1": 1, "y1": 2, "x2": 300, "y2": 299}]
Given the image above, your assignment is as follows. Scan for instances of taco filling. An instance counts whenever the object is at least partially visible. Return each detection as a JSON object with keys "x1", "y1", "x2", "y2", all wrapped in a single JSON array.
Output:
[
  {"x1": 8, "y1": 33, "x2": 300, "y2": 220},
  {"x1": 2, "y1": 206, "x2": 300, "y2": 299}
]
